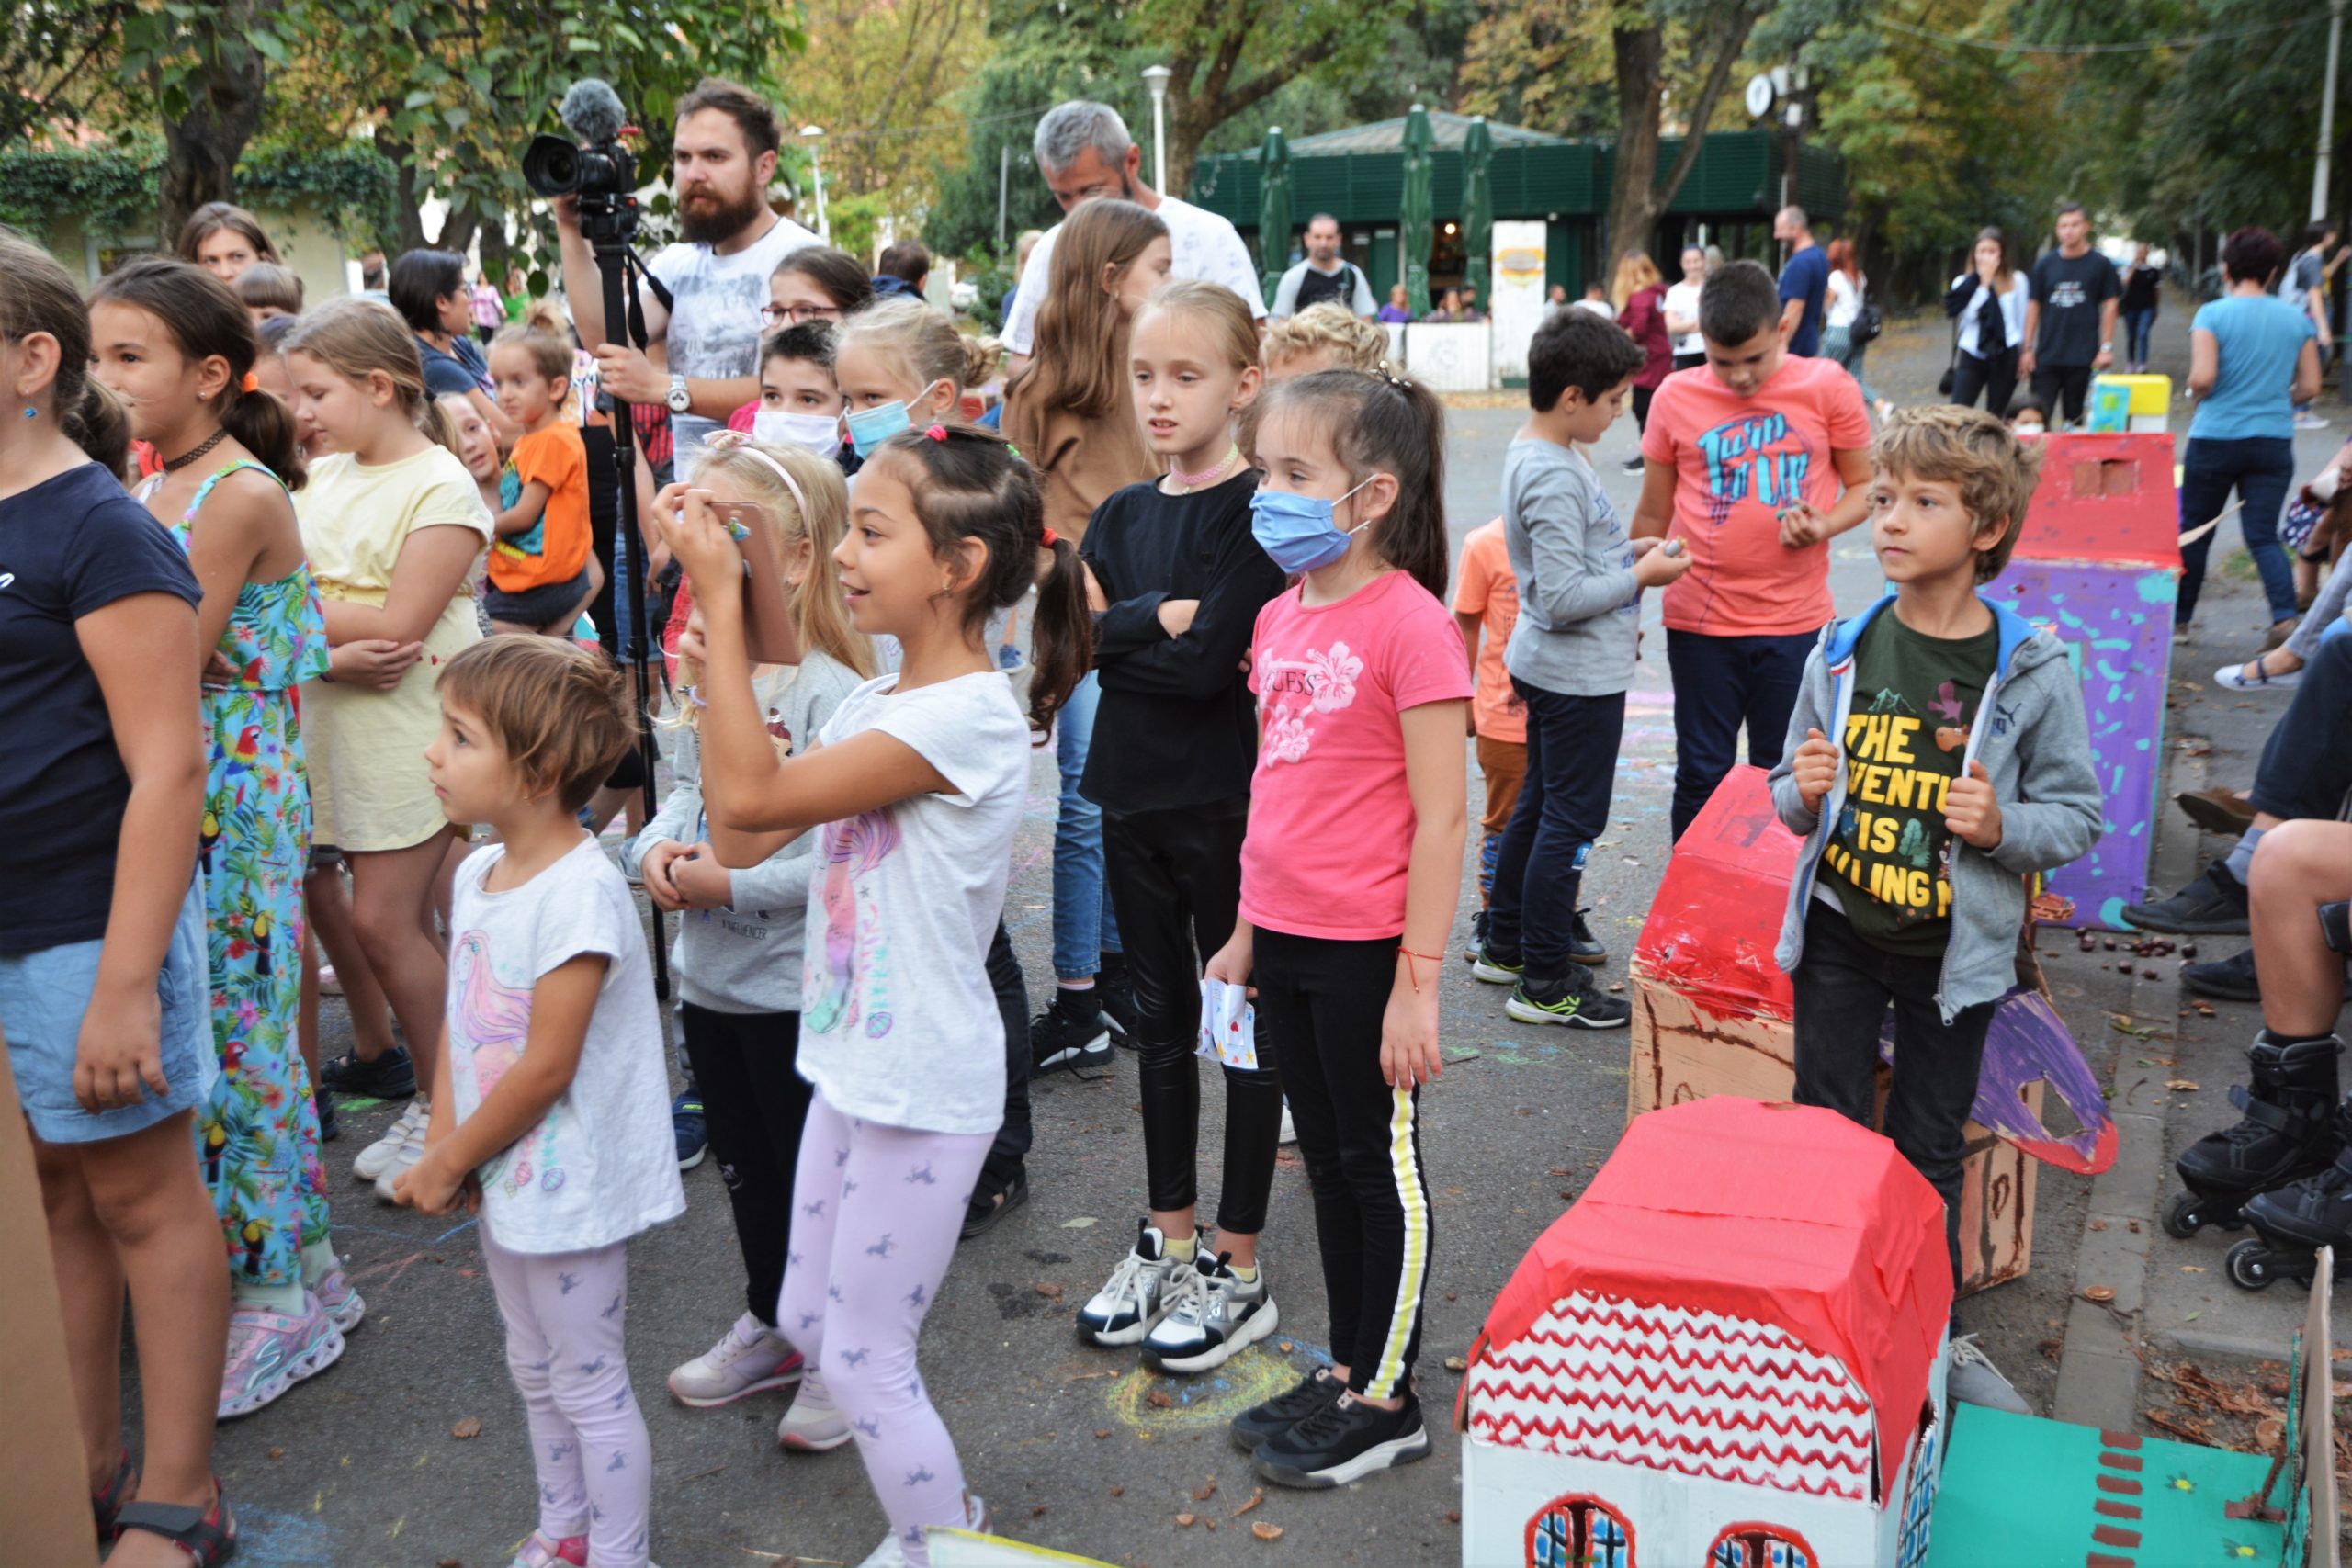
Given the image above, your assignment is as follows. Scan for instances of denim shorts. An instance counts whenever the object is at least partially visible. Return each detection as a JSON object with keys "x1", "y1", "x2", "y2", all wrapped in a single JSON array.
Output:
[
  {"x1": 0, "y1": 879, "x2": 214, "y2": 1144},
  {"x1": 484, "y1": 565, "x2": 593, "y2": 629}
]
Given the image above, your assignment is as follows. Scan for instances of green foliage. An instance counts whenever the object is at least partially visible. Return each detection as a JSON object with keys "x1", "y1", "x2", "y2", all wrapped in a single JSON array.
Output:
[
  {"x1": 0, "y1": 136, "x2": 393, "y2": 246},
  {"x1": 826, "y1": 191, "x2": 889, "y2": 265},
  {"x1": 234, "y1": 142, "x2": 402, "y2": 247}
]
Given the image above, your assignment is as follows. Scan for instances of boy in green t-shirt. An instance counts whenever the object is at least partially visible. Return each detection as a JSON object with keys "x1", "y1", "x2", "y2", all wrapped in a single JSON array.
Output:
[{"x1": 1768, "y1": 405, "x2": 2102, "y2": 1408}]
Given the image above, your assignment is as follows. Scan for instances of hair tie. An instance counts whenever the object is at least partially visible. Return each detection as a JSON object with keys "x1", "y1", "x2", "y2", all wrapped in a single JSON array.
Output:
[
  {"x1": 702, "y1": 431, "x2": 808, "y2": 523},
  {"x1": 925, "y1": 424, "x2": 948, "y2": 441},
  {"x1": 240, "y1": 371, "x2": 259, "y2": 394},
  {"x1": 1040, "y1": 528, "x2": 1058, "y2": 548},
  {"x1": 1377, "y1": 364, "x2": 1411, "y2": 391}
]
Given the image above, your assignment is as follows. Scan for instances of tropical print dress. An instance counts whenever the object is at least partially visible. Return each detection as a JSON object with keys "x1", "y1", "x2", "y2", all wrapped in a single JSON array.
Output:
[{"x1": 149, "y1": 460, "x2": 334, "y2": 1288}]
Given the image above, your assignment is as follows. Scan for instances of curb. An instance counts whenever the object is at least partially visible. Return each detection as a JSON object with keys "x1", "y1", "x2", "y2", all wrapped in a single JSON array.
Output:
[{"x1": 2049, "y1": 739, "x2": 2208, "y2": 1429}]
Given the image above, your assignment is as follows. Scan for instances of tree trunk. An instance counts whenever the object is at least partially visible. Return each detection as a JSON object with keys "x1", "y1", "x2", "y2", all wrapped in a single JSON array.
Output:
[
  {"x1": 436, "y1": 201, "x2": 480, "y2": 263},
  {"x1": 480, "y1": 216, "x2": 512, "y2": 292},
  {"x1": 153, "y1": 1, "x2": 267, "y2": 248},
  {"x1": 380, "y1": 132, "x2": 431, "y2": 254},
  {"x1": 1604, "y1": 3, "x2": 1765, "y2": 269}
]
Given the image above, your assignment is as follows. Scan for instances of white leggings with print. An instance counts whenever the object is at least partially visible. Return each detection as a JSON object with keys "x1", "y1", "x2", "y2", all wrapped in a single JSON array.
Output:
[
  {"x1": 776, "y1": 1090, "x2": 993, "y2": 1566},
  {"x1": 481, "y1": 1229, "x2": 652, "y2": 1567}
]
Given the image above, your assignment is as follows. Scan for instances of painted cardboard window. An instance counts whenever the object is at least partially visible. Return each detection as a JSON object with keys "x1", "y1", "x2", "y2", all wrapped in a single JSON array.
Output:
[
  {"x1": 1705, "y1": 1522, "x2": 1820, "y2": 1568},
  {"x1": 1894, "y1": 1410, "x2": 1939, "y2": 1568},
  {"x1": 1527, "y1": 1493, "x2": 1635, "y2": 1568}
]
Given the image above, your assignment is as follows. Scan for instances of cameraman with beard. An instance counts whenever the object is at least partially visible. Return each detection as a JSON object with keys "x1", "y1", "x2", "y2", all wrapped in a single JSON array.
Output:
[{"x1": 558, "y1": 77, "x2": 818, "y2": 465}]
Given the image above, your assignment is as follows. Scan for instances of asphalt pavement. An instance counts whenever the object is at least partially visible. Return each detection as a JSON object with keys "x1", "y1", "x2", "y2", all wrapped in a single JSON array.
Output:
[{"x1": 130, "y1": 296, "x2": 2351, "y2": 1568}]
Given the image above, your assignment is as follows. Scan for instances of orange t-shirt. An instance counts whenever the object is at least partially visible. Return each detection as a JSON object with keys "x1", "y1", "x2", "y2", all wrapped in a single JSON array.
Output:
[
  {"x1": 1638, "y1": 354, "x2": 1871, "y2": 637},
  {"x1": 1451, "y1": 518, "x2": 1526, "y2": 744},
  {"x1": 490, "y1": 423, "x2": 591, "y2": 592}
]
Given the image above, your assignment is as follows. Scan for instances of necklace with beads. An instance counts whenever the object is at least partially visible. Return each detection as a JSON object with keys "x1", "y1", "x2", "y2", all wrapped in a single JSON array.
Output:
[
  {"x1": 1169, "y1": 444, "x2": 1242, "y2": 494},
  {"x1": 161, "y1": 427, "x2": 231, "y2": 473}
]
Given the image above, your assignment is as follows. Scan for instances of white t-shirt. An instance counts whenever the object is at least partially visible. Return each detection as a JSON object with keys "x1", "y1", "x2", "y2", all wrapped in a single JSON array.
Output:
[
  {"x1": 1826, "y1": 268, "x2": 1865, "y2": 330},
  {"x1": 1950, "y1": 273, "x2": 2030, "y2": 360},
  {"x1": 796, "y1": 671, "x2": 1030, "y2": 1134},
  {"x1": 1664, "y1": 278, "x2": 1703, "y2": 355},
  {"x1": 648, "y1": 213, "x2": 820, "y2": 460},
  {"x1": 447, "y1": 839, "x2": 685, "y2": 1254},
  {"x1": 1003, "y1": 192, "x2": 1264, "y2": 355}
]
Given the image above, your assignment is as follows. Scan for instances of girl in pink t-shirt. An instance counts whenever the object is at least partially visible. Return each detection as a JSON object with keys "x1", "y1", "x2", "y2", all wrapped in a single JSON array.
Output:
[{"x1": 1207, "y1": 368, "x2": 1471, "y2": 1488}]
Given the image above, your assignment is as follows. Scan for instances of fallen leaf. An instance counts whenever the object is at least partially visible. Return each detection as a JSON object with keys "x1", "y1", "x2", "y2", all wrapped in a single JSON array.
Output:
[
  {"x1": 2186, "y1": 1311, "x2": 2202, "y2": 1321},
  {"x1": 1110, "y1": 1484, "x2": 1124, "y2": 1497},
  {"x1": 1443, "y1": 1355, "x2": 1468, "y2": 1372},
  {"x1": 1035, "y1": 1281, "x2": 1065, "y2": 1301},
  {"x1": 1204, "y1": 1517, "x2": 1218, "y2": 1531},
  {"x1": 1175, "y1": 1513, "x2": 1196, "y2": 1528},
  {"x1": 1193, "y1": 1479, "x2": 1218, "y2": 1503},
  {"x1": 268, "y1": 1448, "x2": 285, "y2": 1460},
  {"x1": 1278, "y1": 1341, "x2": 1293, "y2": 1353},
  {"x1": 1232, "y1": 1487, "x2": 1264, "y2": 1517},
  {"x1": 2090, "y1": 1218, "x2": 2108, "y2": 1231},
  {"x1": 1447, "y1": 1509, "x2": 1463, "y2": 1525},
  {"x1": 1094, "y1": 1429, "x2": 1113, "y2": 1439},
  {"x1": 1033, "y1": 1505, "x2": 1048, "y2": 1517},
  {"x1": 1251, "y1": 1523, "x2": 1284, "y2": 1541},
  {"x1": 2166, "y1": 1079, "x2": 2200, "y2": 1091},
  {"x1": 1147, "y1": 1388, "x2": 1174, "y2": 1409},
  {"x1": 436, "y1": 1560, "x2": 462, "y2": 1568},
  {"x1": 2183, "y1": 1265, "x2": 2206, "y2": 1273},
  {"x1": 1060, "y1": 1216, "x2": 1098, "y2": 1229},
  {"x1": 449, "y1": 1417, "x2": 481, "y2": 1439},
  {"x1": 2082, "y1": 1286, "x2": 2116, "y2": 1303},
  {"x1": 1607, "y1": 983, "x2": 1624, "y2": 993}
]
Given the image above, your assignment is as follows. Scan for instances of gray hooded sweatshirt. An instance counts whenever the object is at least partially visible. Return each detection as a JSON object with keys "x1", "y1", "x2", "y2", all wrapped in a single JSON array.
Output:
[{"x1": 1767, "y1": 594, "x2": 2103, "y2": 1021}]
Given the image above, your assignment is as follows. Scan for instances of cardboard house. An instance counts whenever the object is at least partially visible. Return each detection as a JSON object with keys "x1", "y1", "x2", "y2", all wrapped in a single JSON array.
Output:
[
  {"x1": 1459, "y1": 1098, "x2": 1953, "y2": 1567},
  {"x1": 1627, "y1": 767, "x2": 2117, "y2": 1294}
]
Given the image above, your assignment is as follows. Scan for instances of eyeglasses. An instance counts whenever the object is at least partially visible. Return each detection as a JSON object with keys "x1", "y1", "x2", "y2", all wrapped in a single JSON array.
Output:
[{"x1": 761, "y1": 302, "x2": 841, "y2": 326}]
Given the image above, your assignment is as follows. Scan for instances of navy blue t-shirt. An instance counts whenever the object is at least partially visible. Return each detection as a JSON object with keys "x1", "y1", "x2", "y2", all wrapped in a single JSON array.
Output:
[
  {"x1": 417, "y1": 333, "x2": 492, "y2": 399},
  {"x1": 0, "y1": 462, "x2": 201, "y2": 952},
  {"x1": 1779, "y1": 244, "x2": 1830, "y2": 356}
]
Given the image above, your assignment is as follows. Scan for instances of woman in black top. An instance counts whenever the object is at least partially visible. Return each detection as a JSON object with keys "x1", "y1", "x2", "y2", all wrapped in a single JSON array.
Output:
[{"x1": 2120, "y1": 242, "x2": 2162, "y2": 375}]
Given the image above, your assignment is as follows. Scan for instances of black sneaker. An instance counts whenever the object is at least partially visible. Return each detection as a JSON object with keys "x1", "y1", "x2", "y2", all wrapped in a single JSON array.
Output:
[
  {"x1": 1253, "y1": 1387, "x2": 1432, "y2": 1488},
  {"x1": 317, "y1": 1044, "x2": 416, "y2": 1100},
  {"x1": 1094, "y1": 954, "x2": 1136, "y2": 1048},
  {"x1": 2182, "y1": 947, "x2": 2260, "y2": 1002},
  {"x1": 1507, "y1": 967, "x2": 1632, "y2": 1030},
  {"x1": 673, "y1": 1092, "x2": 707, "y2": 1171},
  {"x1": 1569, "y1": 908, "x2": 1606, "y2": 966},
  {"x1": 2122, "y1": 862, "x2": 2250, "y2": 935},
  {"x1": 1462, "y1": 909, "x2": 1489, "y2": 964},
  {"x1": 1471, "y1": 940, "x2": 1523, "y2": 986},
  {"x1": 1231, "y1": 1366, "x2": 1344, "y2": 1450},
  {"x1": 1030, "y1": 990, "x2": 1112, "y2": 1074},
  {"x1": 313, "y1": 1084, "x2": 339, "y2": 1144}
]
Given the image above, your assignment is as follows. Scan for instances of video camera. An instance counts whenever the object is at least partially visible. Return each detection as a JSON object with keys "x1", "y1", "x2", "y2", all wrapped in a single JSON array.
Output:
[{"x1": 523, "y1": 79, "x2": 639, "y2": 245}]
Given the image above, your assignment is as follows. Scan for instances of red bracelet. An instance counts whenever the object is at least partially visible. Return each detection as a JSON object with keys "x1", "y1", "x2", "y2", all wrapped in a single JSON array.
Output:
[{"x1": 1397, "y1": 945, "x2": 1444, "y2": 993}]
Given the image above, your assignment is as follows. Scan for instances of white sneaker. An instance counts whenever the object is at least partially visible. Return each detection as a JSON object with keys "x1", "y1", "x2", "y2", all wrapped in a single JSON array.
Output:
[
  {"x1": 776, "y1": 1371, "x2": 852, "y2": 1451},
  {"x1": 1278, "y1": 1100, "x2": 1297, "y2": 1145},
  {"x1": 853, "y1": 1493, "x2": 988, "y2": 1567},
  {"x1": 369, "y1": 1102, "x2": 431, "y2": 1203},
  {"x1": 352, "y1": 1099, "x2": 426, "y2": 1183},
  {"x1": 1076, "y1": 1220, "x2": 1181, "y2": 1346},
  {"x1": 2295, "y1": 411, "x2": 2331, "y2": 430},
  {"x1": 1946, "y1": 1333, "x2": 2030, "y2": 1414},
  {"x1": 2215, "y1": 659, "x2": 2302, "y2": 692},
  {"x1": 670, "y1": 1312, "x2": 804, "y2": 1407},
  {"x1": 1143, "y1": 1252, "x2": 1279, "y2": 1374}
]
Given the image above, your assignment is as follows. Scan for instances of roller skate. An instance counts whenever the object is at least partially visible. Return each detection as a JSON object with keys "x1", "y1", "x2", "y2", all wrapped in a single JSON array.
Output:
[
  {"x1": 2163, "y1": 1032, "x2": 2341, "y2": 1240},
  {"x1": 2224, "y1": 1094, "x2": 2352, "y2": 1290}
]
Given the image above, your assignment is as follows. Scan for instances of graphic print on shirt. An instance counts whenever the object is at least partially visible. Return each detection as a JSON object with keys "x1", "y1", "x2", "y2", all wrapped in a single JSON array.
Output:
[
  {"x1": 1258, "y1": 640, "x2": 1363, "y2": 764},
  {"x1": 1822, "y1": 687, "x2": 1973, "y2": 930},
  {"x1": 805, "y1": 807, "x2": 901, "y2": 1039},
  {"x1": 2047, "y1": 278, "x2": 2089, "y2": 310},
  {"x1": 1697, "y1": 410, "x2": 1815, "y2": 515},
  {"x1": 451, "y1": 929, "x2": 566, "y2": 1196}
]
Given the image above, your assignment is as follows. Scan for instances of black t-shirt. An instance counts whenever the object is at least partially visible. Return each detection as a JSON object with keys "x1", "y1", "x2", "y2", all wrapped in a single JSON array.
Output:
[
  {"x1": 0, "y1": 462, "x2": 202, "y2": 952},
  {"x1": 2030, "y1": 250, "x2": 2121, "y2": 367},
  {"x1": 1079, "y1": 471, "x2": 1288, "y2": 814},
  {"x1": 2120, "y1": 263, "x2": 2161, "y2": 314}
]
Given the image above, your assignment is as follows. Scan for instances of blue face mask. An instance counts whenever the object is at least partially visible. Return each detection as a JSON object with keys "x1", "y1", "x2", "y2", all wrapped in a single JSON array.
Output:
[
  {"x1": 843, "y1": 398, "x2": 911, "y2": 457},
  {"x1": 1250, "y1": 478, "x2": 1375, "y2": 574}
]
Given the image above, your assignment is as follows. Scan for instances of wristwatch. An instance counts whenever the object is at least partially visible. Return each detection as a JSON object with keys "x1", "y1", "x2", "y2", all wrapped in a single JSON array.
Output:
[
  {"x1": 666, "y1": 372, "x2": 691, "y2": 413},
  {"x1": 2099, "y1": 343, "x2": 2113, "y2": 354}
]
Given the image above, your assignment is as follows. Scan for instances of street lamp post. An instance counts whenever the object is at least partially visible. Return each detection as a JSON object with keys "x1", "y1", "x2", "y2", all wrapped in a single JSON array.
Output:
[
  {"x1": 1142, "y1": 65, "x2": 1172, "y2": 193},
  {"x1": 800, "y1": 124, "x2": 829, "y2": 243},
  {"x1": 2316, "y1": 0, "x2": 2346, "y2": 222}
]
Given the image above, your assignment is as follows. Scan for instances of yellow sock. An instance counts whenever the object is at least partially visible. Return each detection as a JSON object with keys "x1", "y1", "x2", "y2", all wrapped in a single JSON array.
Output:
[
  {"x1": 1163, "y1": 1232, "x2": 1197, "y2": 1263},
  {"x1": 1229, "y1": 1262, "x2": 1258, "y2": 1283}
]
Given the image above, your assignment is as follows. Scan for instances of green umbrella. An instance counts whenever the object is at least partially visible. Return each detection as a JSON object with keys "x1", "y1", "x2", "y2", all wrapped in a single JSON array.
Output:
[
  {"x1": 1258, "y1": 124, "x2": 1291, "y2": 310},
  {"x1": 1461, "y1": 115, "x2": 1494, "y2": 307},
  {"x1": 1398, "y1": 104, "x2": 1435, "y2": 318}
]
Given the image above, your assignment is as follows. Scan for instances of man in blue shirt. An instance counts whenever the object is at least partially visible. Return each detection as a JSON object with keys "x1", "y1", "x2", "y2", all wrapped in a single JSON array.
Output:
[{"x1": 1775, "y1": 206, "x2": 1828, "y2": 356}]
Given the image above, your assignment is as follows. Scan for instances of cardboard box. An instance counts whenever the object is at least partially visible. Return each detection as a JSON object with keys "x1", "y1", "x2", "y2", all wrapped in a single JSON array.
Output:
[{"x1": 1460, "y1": 1099, "x2": 1952, "y2": 1568}]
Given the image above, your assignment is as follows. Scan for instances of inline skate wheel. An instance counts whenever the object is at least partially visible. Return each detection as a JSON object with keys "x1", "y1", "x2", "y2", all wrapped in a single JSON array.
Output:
[
  {"x1": 2162, "y1": 1191, "x2": 2204, "y2": 1240},
  {"x1": 2224, "y1": 1237, "x2": 2275, "y2": 1291}
]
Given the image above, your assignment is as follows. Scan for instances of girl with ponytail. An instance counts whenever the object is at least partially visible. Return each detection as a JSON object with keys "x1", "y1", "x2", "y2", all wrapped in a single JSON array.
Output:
[
  {"x1": 279, "y1": 299, "x2": 495, "y2": 1201},
  {"x1": 90, "y1": 258, "x2": 361, "y2": 1418},
  {"x1": 0, "y1": 233, "x2": 239, "y2": 1560}
]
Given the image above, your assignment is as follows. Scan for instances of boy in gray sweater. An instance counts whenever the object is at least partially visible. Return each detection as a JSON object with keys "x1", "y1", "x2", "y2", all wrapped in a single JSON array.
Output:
[
  {"x1": 1769, "y1": 405, "x2": 2100, "y2": 1408},
  {"x1": 1476, "y1": 308, "x2": 1691, "y2": 1027}
]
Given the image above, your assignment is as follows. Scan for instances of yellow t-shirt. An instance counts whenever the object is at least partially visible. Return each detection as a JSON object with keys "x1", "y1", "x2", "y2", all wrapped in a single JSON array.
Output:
[{"x1": 296, "y1": 446, "x2": 492, "y2": 852}]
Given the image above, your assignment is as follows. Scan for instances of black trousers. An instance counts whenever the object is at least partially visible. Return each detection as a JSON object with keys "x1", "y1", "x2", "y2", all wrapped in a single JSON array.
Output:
[
  {"x1": 1488, "y1": 682, "x2": 1625, "y2": 982},
  {"x1": 1103, "y1": 802, "x2": 1281, "y2": 1235},
  {"x1": 1948, "y1": 347, "x2": 2018, "y2": 415},
  {"x1": 677, "y1": 1003, "x2": 812, "y2": 1326},
  {"x1": 2251, "y1": 632, "x2": 2352, "y2": 821},
  {"x1": 1791, "y1": 902, "x2": 1995, "y2": 1299},
  {"x1": 981, "y1": 919, "x2": 1030, "y2": 1191},
  {"x1": 1664, "y1": 628, "x2": 1813, "y2": 841},
  {"x1": 1631, "y1": 383, "x2": 1657, "y2": 436},
  {"x1": 1252, "y1": 927, "x2": 1430, "y2": 1400},
  {"x1": 2030, "y1": 362, "x2": 2095, "y2": 425}
]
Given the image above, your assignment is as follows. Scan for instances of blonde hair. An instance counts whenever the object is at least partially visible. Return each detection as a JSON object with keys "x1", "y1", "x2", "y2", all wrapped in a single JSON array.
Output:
[
  {"x1": 1869, "y1": 404, "x2": 2045, "y2": 582},
  {"x1": 490, "y1": 321, "x2": 573, "y2": 381},
  {"x1": 1610, "y1": 250, "x2": 1662, "y2": 311},
  {"x1": 1262, "y1": 301, "x2": 1390, "y2": 375},
  {"x1": 669, "y1": 439, "x2": 871, "y2": 735},
  {"x1": 432, "y1": 393, "x2": 476, "y2": 464},
  {"x1": 281, "y1": 297, "x2": 454, "y2": 447},
  {"x1": 520, "y1": 298, "x2": 571, "y2": 340},
  {"x1": 834, "y1": 297, "x2": 998, "y2": 400},
  {"x1": 439, "y1": 637, "x2": 633, "y2": 812}
]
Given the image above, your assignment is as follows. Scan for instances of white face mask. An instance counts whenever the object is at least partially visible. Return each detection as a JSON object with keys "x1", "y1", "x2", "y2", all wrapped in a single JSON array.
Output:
[{"x1": 753, "y1": 407, "x2": 842, "y2": 460}]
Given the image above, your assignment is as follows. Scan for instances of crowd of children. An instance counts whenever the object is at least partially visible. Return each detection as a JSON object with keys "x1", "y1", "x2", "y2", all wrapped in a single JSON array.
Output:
[{"x1": 2, "y1": 157, "x2": 2114, "y2": 1564}]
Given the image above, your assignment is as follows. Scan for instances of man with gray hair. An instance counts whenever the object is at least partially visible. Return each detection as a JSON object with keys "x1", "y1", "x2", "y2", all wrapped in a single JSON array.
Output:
[
  {"x1": 1272, "y1": 213, "x2": 1377, "y2": 321},
  {"x1": 1001, "y1": 99, "x2": 1264, "y2": 367},
  {"x1": 1773, "y1": 205, "x2": 1827, "y2": 357}
]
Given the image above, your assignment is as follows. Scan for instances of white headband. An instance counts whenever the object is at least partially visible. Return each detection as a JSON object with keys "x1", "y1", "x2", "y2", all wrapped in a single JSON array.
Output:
[{"x1": 704, "y1": 430, "x2": 808, "y2": 521}]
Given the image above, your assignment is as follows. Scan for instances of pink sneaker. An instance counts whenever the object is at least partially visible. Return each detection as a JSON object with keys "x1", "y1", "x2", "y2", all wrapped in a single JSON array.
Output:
[
  {"x1": 218, "y1": 1292, "x2": 345, "y2": 1419},
  {"x1": 312, "y1": 1266, "x2": 367, "y2": 1332},
  {"x1": 508, "y1": 1530, "x2": 588, "y2": 1568}
]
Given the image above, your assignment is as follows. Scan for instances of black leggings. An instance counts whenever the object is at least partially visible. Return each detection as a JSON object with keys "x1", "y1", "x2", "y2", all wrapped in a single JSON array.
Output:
[
  {"x1": 1949, "y1": 348, "x2": 2018, "y2": 416},
  {"x1": 1631, "y1": 383, "x2": 1656, "y2": 435},
  {"x1": 981, "y1": 919, "x2": 1030, "y2": 1191},
  {"x1": 678, "y1": 1003, "x2": 813, "y2": 1326},
  {"x1": 1251, "y1": 927, "x2": 1430, "y2": 1400},
  {"x1": 1103, "y1": 803, "x2": 1280, "y2": 1235}
]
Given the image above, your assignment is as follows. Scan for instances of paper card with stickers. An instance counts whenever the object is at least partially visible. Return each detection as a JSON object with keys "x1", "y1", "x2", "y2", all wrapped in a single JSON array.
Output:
[{"x1": 1195, "y1": 977, "x2": 1258, "y2": 1070}]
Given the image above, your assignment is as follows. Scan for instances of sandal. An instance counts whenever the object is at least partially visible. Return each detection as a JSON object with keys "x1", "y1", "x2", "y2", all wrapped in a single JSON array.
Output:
[
  {"x1": 91, "y1": 1450, "x2": 138, "y2": 1543},
  {"x1": 959, "y1": 1166, "x2": 1029, "y2": 1241},
  {"x1": 113, "y1": 1484, "x2": 236, "y2": 1567}
]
